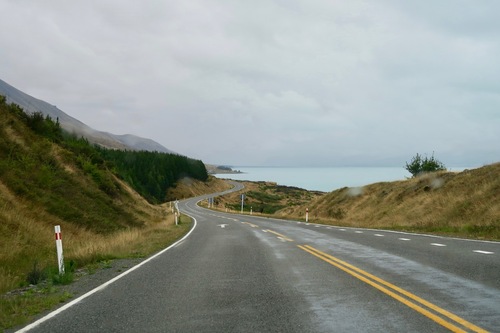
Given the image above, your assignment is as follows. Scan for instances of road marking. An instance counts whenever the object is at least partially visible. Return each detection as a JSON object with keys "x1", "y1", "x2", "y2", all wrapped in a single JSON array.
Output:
[
  {"x1": 431, "y1": 243, "x2": 447, "y2": 247},
  {"x1": 339, "y1": 229, "x2": 346, "y2": 231},
  {"x1": 374, "y1": 234, "x2": 384, "y2": 237},
  {"x1": 299, "y1": 245, "x2": 487, "y2": 333},
  {"x1": 473, "y1": 250, "x2": 494, "y2": 255},
  {"x1": 241, "y1": 222, "x2": 259, "y2": 228},
  {"x1": 217, "y1": 224, "x2": 228, "y2": 228},
  {"x1": 315, "y1": 225, "x2": 321, "y2": 228},
  {"x1": 264, "y1": 229, "x2": 294, "y2": 242},
  {"x1": 355, "y1": 231, "x2": 363, "y2": 234},
  {"x1": 399, "y1": 238, "x2": 411, "y2": 241}
]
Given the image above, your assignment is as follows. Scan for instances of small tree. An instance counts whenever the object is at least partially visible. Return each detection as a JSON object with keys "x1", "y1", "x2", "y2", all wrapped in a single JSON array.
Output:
[{"x1": 405, "y1": 153, "x2": 446, "y2": 177}]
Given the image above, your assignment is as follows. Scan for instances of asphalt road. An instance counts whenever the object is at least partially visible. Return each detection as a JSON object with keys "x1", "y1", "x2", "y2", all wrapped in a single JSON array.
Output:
[{"x1": 17, "y1": 182, "x2": 500, "y2": 332}]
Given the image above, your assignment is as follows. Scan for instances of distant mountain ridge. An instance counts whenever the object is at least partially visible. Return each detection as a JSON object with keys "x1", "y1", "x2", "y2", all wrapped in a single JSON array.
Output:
[{"x1": 0, "y1": 78, "x2": 175, "y2": 153}]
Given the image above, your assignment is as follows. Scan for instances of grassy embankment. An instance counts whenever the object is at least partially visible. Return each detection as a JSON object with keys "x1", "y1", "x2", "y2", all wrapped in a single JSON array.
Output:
[{"x1": 214, "y1": 164, "x2": 499, "y2": 240}]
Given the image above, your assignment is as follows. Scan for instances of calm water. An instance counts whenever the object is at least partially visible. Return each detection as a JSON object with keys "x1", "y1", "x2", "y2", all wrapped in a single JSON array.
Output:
[
  {"x1": 215, "y1": 167, "x2": 410, "y2": 192},
  {"x1": 215, "y1": 166, "x2": 469, "y2": 192}
]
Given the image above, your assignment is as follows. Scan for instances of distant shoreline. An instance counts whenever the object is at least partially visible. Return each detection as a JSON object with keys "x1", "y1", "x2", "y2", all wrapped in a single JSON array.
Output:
[{"x1": 205, "y1": 164, "x2": 244, "y2": 175}]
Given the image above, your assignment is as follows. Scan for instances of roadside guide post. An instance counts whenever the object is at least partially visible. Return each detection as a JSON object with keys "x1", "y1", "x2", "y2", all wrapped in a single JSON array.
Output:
[
  {"x1": 174, "y1": 199, "x2": 180, "y2": 225},
  {"x1": 241, "y1": 194, "x2": 245, "y2": 214},
  {"x1": 306, "y1": 208, "x2": 309, "y2": 223},
  {"x1": 54, "y1": 225, "x2": 65, "y2": 275}
]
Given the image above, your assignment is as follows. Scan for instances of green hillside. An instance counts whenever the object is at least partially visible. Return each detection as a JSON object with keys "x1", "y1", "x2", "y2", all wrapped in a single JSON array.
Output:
[{"x1": 0, "y1": 95, "x2": 209, "y2": 329}]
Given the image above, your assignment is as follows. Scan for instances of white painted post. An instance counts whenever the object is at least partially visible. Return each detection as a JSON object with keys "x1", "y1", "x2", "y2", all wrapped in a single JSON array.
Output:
[
  {"x1": 241, "y1": 194, "x2": 244, "y2": 214},
  {"x1": 54, "y1": 225, "x2": 65, "y2": 274},
  {"x1": 306, "y1": 208, "x2": 309, "y2": 223},
  {"x1": 175, "y1": 212, "x2": 178, "y2": 226},
  {"x1": 250, "y1": 207, "x2": 253, "y2": 215}
]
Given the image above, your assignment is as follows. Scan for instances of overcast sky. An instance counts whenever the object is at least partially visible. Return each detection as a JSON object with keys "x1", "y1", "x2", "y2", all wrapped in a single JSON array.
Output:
[{"x1": 1, "y1": 1, "x2": 499, "y2": 167}]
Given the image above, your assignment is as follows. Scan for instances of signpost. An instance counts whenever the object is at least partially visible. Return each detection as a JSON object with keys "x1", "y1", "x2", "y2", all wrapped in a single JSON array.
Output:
[{"x1": 306, "y1": 208, "x2": 309, "y2": 223}]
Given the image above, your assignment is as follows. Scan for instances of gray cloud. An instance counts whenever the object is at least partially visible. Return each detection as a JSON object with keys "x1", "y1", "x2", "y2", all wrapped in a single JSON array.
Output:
[{"x1": 1, "y1": 0, "x2": 499, "y2": 167}]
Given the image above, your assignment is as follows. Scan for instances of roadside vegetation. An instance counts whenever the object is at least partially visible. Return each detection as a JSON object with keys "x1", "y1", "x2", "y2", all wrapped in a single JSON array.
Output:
[
  {"x1": 0, "y1": 95, "x2": 220, "y2": 331},
  {"x1": 217, "y1": 164, "x2": 499, "y2": 240},
  {"x1": 204, "y1": 181, "x2": 324, "y2": 214}
]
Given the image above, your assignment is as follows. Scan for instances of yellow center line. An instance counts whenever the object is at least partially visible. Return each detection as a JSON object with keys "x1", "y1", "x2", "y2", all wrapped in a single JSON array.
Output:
[
  {"x1": 265, "y1": 229, "x2": 294, "y2": 242},
  {"x1": 298, "y1": 245, "x2": 488, "y2": 333}
]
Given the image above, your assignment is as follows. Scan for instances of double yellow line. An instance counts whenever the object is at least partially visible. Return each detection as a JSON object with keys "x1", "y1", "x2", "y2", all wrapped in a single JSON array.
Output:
[{"x1": 298, "y1": 245, "x2": 488, "y2": 333}]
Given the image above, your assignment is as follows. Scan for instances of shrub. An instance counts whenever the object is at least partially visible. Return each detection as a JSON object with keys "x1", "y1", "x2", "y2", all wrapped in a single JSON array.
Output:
[{"x1": 405, "y1": 153, "x2": 446, "y2": 177}]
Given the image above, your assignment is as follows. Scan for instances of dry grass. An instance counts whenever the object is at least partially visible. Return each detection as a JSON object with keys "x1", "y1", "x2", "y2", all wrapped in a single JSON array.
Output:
[
  {"x1": 275, "y1": 163, "x2": 500, "y2": 240},
  {"x1": 166, "y1": 175, "x2": 232, "y2": 200}
]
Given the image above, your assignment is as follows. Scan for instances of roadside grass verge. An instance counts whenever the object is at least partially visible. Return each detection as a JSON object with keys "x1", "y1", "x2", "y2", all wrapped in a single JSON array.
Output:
[{"x1": 0, "y1": 211, "x2": 192, "y2": 332}]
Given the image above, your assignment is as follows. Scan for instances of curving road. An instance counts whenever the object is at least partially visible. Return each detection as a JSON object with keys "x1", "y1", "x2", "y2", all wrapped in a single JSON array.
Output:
[{"x1": 16, "y1": 182, "x2": 500, "y2": 332}]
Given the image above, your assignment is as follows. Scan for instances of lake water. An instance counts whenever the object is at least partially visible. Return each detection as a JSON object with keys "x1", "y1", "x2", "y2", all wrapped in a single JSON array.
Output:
[{"x1": 215, "y1": 166, "x2": 469, "y2": 192}]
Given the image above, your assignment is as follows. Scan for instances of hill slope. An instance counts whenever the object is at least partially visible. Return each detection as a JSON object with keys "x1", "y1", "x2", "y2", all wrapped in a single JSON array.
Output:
[{"x1": 276, "y1": 164, "x2": 500, "y2": 239}]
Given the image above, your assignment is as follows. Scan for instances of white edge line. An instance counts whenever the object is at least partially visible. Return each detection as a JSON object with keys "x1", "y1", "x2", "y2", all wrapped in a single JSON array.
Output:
[
  {"x1": 16, "y1": 213, "x2": 198, "y2": 333},
  {"x1": 229, "y1": 214, "x2": 499, "y2": 245},
  {"x1": 473, "y1": 250, "x2": 494, "y2": 255}
]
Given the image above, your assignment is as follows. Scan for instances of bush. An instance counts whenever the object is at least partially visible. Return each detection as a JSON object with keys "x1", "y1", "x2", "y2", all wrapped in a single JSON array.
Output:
[{"x1": 405, "y1": 153, "x2": 446, "y2": 177}]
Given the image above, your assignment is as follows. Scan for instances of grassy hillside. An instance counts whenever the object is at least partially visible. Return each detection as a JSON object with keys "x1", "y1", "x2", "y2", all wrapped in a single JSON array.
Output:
[
  {"x1": 0, "y1": 96, "x2": 220, "y2": 330},
  {"x1": 275, "y1": 164, "x2": 500, "y2": 240}
]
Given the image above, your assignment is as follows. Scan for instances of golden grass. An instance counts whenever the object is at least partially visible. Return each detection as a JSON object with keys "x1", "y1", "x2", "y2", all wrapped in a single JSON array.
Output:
[{"x1": 166, "y1": 175, "x2": 232, "y2": 200}]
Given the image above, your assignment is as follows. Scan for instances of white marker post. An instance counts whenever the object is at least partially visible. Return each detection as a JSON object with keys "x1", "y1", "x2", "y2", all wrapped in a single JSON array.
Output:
[
  {"x1": 241, "y1": 194, "x2": 245, "y2": 214},
  {"x1": 306, "y1": 208, "x2": 309, "y2": 223},
  {"x1": 174, "y1": 212, "x2": 178, "y2": 226},
  {"x1": 54, "y1": 225, "x2": 65, "y2": 275}
]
